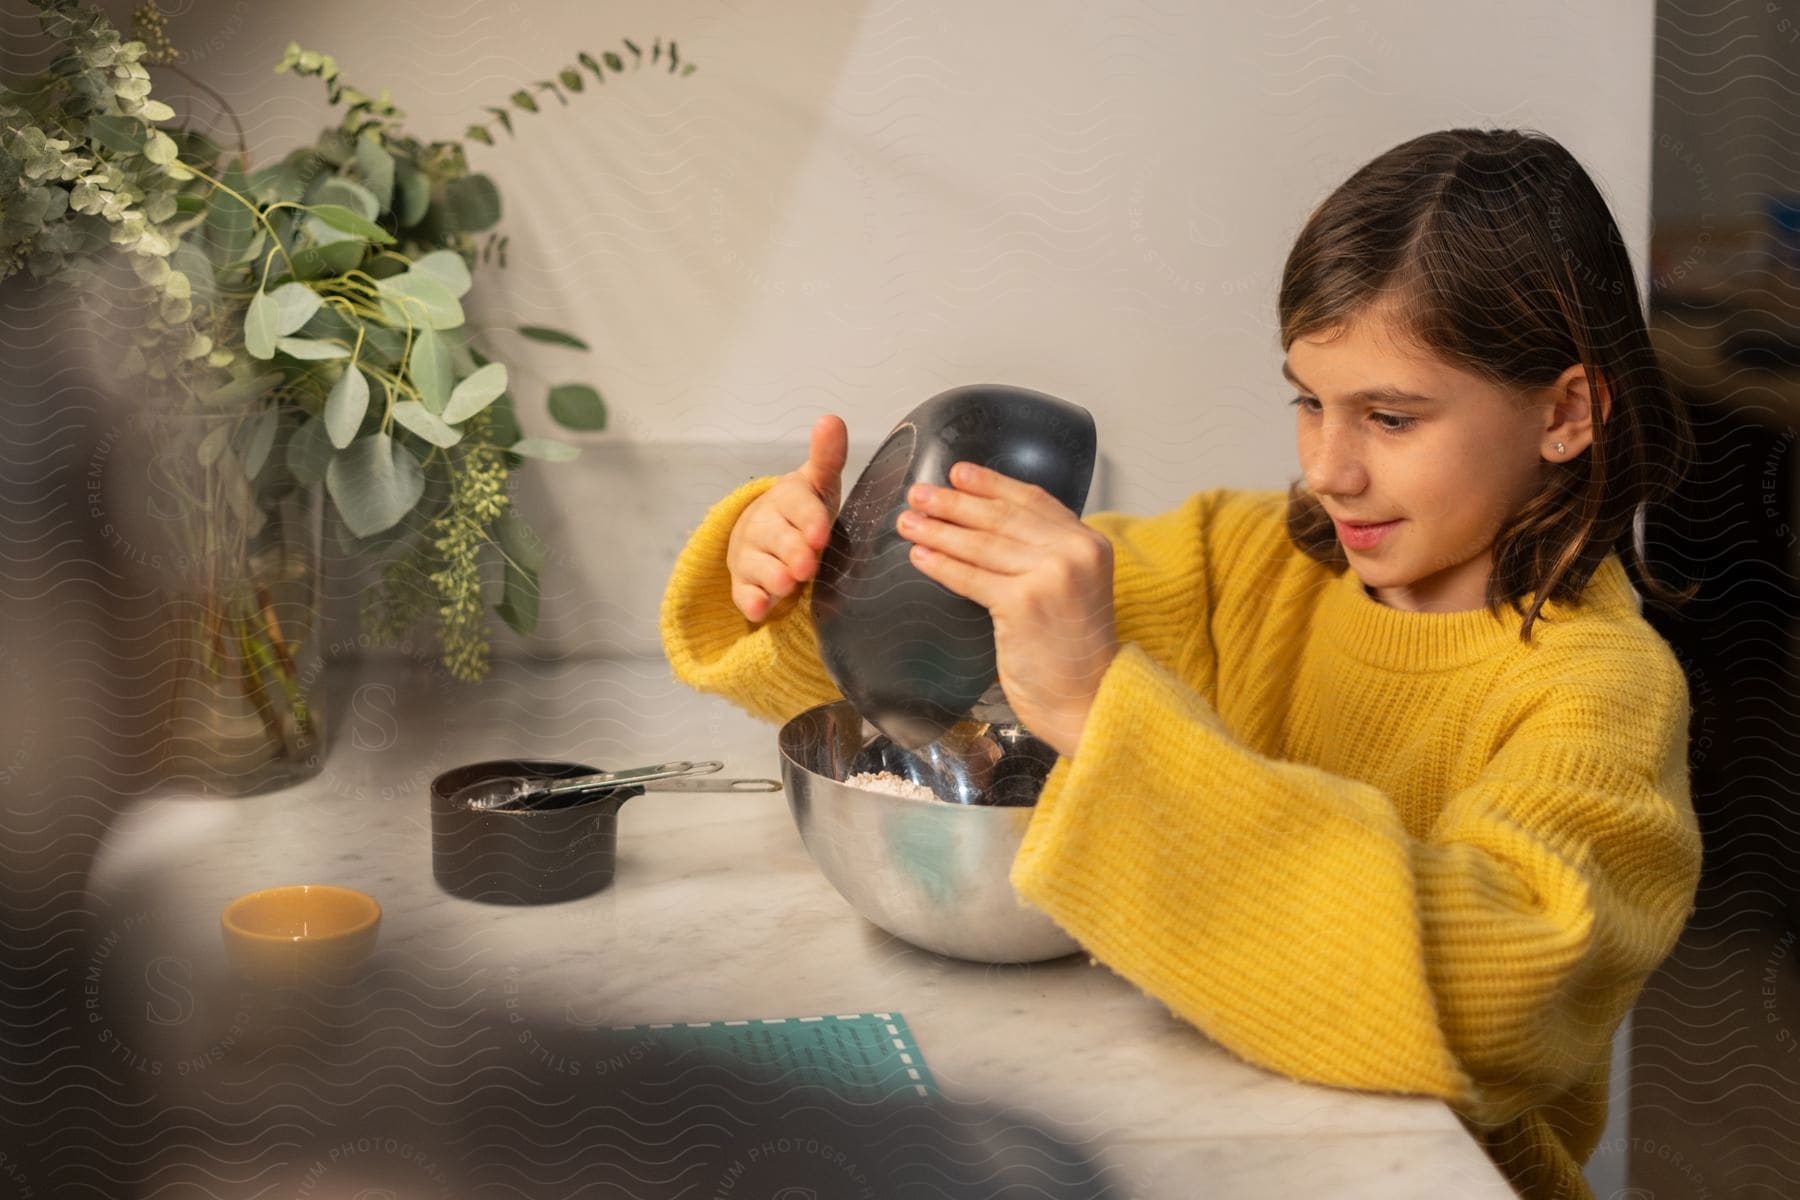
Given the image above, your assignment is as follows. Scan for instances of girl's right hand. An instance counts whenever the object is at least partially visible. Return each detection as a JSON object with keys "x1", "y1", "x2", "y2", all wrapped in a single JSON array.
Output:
[{"x1": 727, "y1": 414, "x2": 848, "y2": 622}]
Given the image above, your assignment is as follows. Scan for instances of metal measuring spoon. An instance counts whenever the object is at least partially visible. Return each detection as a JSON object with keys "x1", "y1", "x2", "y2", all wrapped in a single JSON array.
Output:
[
  {"x1": 847, "y1": 718, "x2": 1053, "y2": 807},
  {"x1": 455, "y1": 761, "x2": 722, "y2": 812},
  {"x1": 505, "y1": 775, "x2": 783, "y2": 812}
]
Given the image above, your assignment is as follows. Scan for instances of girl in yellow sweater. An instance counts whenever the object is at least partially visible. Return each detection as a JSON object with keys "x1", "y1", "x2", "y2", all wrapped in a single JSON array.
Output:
[{"x1": 659, "y1": 128, "x2": 1703, "y2": 1200}]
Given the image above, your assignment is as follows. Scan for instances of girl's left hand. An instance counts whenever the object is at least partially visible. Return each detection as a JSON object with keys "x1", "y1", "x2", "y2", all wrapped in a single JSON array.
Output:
[{"x1": 896, "y1": 461, "x2": 1119, "y2": 759}]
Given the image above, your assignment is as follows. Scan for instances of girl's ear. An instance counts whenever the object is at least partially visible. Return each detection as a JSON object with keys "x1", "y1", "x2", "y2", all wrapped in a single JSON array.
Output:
[{"x1": 1541, "y1": 364, "x2": 1610, "y2": 457}]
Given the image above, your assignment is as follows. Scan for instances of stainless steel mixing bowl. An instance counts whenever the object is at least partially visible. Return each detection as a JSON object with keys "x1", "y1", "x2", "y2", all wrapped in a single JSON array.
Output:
[{"x1": 777, "y1": 699, "x2": 1082, "y2": 964}]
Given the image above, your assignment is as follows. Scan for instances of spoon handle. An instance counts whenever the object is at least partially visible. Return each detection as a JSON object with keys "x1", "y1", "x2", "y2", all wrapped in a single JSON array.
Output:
[
  {"x1": 535, "y1": 760, "x2": 721, "y2": 800},
  {"x1": 509, "y1": 775, "x2": 778, "y2": 812},
  {"x1": 641, "y1": 778, "x2": 781, "y2": 793}
]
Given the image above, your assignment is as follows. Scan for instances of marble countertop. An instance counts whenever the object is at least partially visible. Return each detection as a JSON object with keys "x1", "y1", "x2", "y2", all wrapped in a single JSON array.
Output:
[{"x1": 88, "y1": 654, "x2": 1515, "y2": 1198}]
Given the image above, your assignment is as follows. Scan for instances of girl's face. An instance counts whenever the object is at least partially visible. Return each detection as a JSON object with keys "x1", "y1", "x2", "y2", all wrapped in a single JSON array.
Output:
[{"x1": 1285, "y1": 306, "x2": 1588, "y2": 613}]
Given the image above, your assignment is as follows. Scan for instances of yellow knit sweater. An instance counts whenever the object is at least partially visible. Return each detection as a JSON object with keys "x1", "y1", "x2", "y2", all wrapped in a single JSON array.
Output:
[{"x1": 659, "y1": 477, "x2": 1704, "y2": 1200}]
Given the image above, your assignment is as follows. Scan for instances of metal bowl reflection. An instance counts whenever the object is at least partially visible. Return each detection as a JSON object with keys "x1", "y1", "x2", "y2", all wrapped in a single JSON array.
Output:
[{"x1": 777, "y1": 700, "x2": 1081, "y2": 964}]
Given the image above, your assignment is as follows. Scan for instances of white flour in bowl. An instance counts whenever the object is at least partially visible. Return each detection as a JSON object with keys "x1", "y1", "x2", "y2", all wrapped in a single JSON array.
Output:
[{"x1": 842, "y1": 770, "x2": 939, "y2": 802}]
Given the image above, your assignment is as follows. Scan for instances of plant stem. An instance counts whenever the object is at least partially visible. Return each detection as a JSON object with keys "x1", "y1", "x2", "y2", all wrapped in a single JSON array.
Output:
[
  {"x1": 232, "y1": 612, "x2": 286, "y2": 753},
  {"x1": 255, "y1": 584, "x2": 295, "y2": 678},
  {"x1": 173, "y1": 158, "x2": 300, "y2": 279}
]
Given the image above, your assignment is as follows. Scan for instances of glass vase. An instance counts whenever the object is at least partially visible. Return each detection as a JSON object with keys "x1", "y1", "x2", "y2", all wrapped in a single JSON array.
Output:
[{"x1": 152, "y1": 412, "x2": 329, "y2": 795}]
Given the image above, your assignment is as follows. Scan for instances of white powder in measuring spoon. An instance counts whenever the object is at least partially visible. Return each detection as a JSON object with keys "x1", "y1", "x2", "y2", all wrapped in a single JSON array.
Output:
[{"x1": 842, "y1": 770, "x2": 940, "y2": 802}]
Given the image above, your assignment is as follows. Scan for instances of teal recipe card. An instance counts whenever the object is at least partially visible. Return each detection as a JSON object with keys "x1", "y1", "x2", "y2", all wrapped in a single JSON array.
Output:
[{"x1": 593, "y1": 1011, "x2": 937, "y2": 1101}]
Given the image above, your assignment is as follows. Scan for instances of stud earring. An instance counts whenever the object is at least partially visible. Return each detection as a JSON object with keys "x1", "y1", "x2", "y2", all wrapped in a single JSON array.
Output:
[{"x1": 1552, "y1": 441, "x2": 1565, "y2": 454}]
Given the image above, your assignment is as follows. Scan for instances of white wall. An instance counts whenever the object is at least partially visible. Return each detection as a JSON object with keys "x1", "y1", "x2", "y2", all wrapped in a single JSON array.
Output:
[{"x1": 55, "y1": 0, "x2": 1659, "y2": 653}]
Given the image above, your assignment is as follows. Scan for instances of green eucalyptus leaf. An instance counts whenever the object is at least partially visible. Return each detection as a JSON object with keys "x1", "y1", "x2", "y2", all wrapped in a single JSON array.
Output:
[
  {"x1": 316, "y1": 176, "x2": 379, "y2": 221},
  {"x1": 376, "y1": 272, "x2": 463, "y2": 330},
  {"x1": 518, "y1": 324, "x2": 589, "y2": 350},
  {"x1": 394, "y1": 159, "x2": 430, "y2": 227},
  {"x1": 287, "y1": 238, "x2": 366, "y2": 280},
  {"x1": 286, "y1": 417, "x2": 333, "y2": 483},
  {"x1": 410, "y1": 250, "x2": 472, "y2": 298},
  {"x1": 509, "y1": 438, "x2": 579, "y2": 462},
  {"x1": 206, "y1": 370, "x2": 283, "y2": 406},
  {"x1": 269, "y1": 282, "x2": 322, "y2": 335},
  {"x1": 495, "y1": 509, "x2": 548, "y2": 575},
  {"x1": 169, "y1": 242, "x2": 218, "y2": 308},
  {"x1": 548, "y1": 383, "x2": 606, "y2": 431},
  {"x1": 244, "y1": 290, "x2": 279, "y2": 359},
  {"x1": 266, "y1": 206, "x2": 300, "y2": 256},
  {"x1": 204, "y1": 158, "x2": 256, "y2": 268},
  {"x1": 238, "y1": 409, "x2": 278, "y2": 478},
  {"x1": 139, "y1": 99, "x2": 176, "y2": 122},
  {"x1": 510, "y1": 88, "x2": 538, "y2": 113},
  {"x1": 88, "y1": 115, "x2": 144, "y2": 154},
  {"x1": 304, "y1": 213, "x2": 362, "y2": 246},
  {"x1": 359, "y1": 326, "x2": 407, "y2": 369},
  {"x1": 497, "y1": 558, "x2": 540, "y2": 636},
  {"x1": 408, "y1": 326, "x2": 452, "y2": 412},
  {"x1": 230, "y1": 227, "x2": 267, "y2": 269},
  {"x1": 559, "y1": 68, "x2": 584, "y2": 92},
  {"x1": 493, "y1": 509, "x2": 547, "y2": 634},
  {"x1": 445, "y1": 329, "x2": 478, "y2": 377},
  {"x1": 390, "y1": 401, "x2": 463, "y2": 448},
  {"x1": 325, "y1": 363, "x2": 370, "y2": 448},
  {"x1": 442, "y1": 362, "x2": 507, "y2": 424},
  {"x1": 327, "y1": 433, "x2": 425, "y2": 537},
  {"x1": 442, "y1": 174, "x2": 501, "y2": 233},
  {"x1": 249, "y1": 151, "x2": 323, "y2": 205},
  {"x1": 143, "y1": 130, "x2": 178, "y2": 165},
  {"x1": 487, "y1": 392, "x2": 523, "y2": 447},
  {"x1": 366, "y1": 255, "x2": 408, "y2": 281},
  {"x1": 315, "y1": 126, "x2": 353, "y2": 165},
  {"x1": 275, "y1": 336, "x2": 350, "y2": 360},
  {"x1": 296, "y1": 304, "x2": 359, "y2": 344},
  {"x1": 308, "y1": 202, "x2": 395, "y2": 244},
  {"x1": 354, "y1": 134, "x2": 395, "y2": 212}
]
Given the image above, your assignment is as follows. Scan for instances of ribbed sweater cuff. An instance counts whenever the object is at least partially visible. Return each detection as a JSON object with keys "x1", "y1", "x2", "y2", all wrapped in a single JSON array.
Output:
[
  {"x1": 1009, "y1": 641, "x2": 1478, "y2": 1106},
  {"x1": 1012, "y1": 641, "x2": 1227, "y2": 897},
  {"x1": 657, "y1": 475, "x2": 836, "y2": 725}
]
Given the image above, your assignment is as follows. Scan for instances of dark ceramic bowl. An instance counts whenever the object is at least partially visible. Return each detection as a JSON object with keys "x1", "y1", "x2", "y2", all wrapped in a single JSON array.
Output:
[{"x1": 811, "y1": 384, "x2": 1096, "y2": 750}]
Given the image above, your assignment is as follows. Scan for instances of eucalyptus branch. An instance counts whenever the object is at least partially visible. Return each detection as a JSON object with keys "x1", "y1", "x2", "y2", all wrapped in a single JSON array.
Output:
[{"x1": 5, "y1": 0, "x2": 685, "y2": 682}]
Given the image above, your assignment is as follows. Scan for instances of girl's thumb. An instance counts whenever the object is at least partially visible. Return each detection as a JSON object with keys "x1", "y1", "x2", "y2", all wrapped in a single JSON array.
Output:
[{"x1": 800, "y1": 414, "x2": 848, "y2": 496}]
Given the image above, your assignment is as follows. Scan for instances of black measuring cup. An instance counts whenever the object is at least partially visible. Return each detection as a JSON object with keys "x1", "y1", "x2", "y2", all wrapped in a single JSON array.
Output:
[{"x1": 429, "y1": 759, "x2": 777, "y2": 905}]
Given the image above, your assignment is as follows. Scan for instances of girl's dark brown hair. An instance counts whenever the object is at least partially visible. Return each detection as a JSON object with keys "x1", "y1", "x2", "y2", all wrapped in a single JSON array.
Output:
[{"x1": 1277, "y1": 127, "x2": 1698, "y2": 642}]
